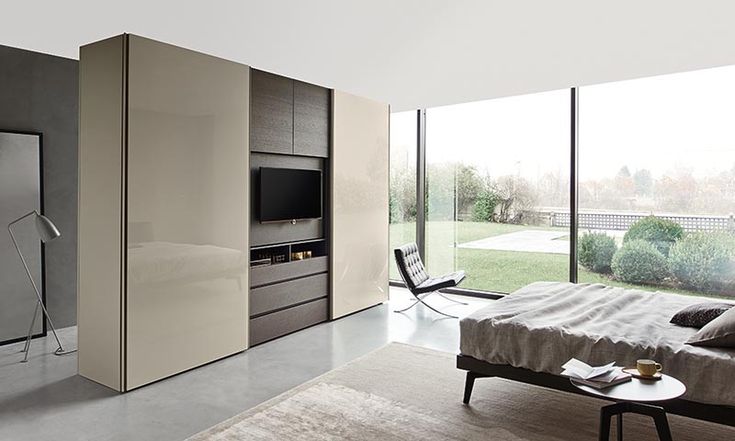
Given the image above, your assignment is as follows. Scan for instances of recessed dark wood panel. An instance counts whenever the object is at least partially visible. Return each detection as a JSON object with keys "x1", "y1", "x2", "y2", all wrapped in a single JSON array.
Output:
[
  {"x1": 250, "y1": 70, "x2": 293, "y2": 154},
  {"x1": 248, "y1": 72, "x2": 331, "y2": 348},
  {"x1": 250, "y1": 153, "x2": 324, "y2": 246},
  {"x1": 294, "y1": 81, "x2": 329, "y2": 157},
  {"x1": 250, "y1": 255, "x2": 328, "y2": 288},
  {"x1": 250, "y1": 273, "x2": 327, "y2": 317},
  {"x1": 249, "y1": 298, "x2": 328, "y2": 346}
]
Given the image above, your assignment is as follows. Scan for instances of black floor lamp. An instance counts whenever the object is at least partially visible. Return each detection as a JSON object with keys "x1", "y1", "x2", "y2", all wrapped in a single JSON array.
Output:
[{"x1": 7, "y1": 210, "x2": 75, "y2": 362}]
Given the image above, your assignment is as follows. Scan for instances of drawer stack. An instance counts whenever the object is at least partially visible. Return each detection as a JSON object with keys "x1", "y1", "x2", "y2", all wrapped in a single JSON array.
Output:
[{"x1": 249, "y1": 255, "x2": 329, "y2": 345}]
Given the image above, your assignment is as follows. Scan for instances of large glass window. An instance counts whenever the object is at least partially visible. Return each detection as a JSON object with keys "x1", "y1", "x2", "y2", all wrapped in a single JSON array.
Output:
[
  {"x1": 390, "y1": 65, "x2": 735, "y2": 298},
  {"x1": 389, "y1": 111, "x2": 417, "y2": 279},
  {"x1": 578, "y1": 65, "x2": 735, "y2": 297},
  {"x1": 425, "y1": 90, "x2": 570, "y2": 293}
]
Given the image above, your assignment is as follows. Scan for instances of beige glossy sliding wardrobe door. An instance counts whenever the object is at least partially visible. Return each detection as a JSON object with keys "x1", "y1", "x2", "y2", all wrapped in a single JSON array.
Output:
[
  {"x1": 331, "y1": 91, "x2": 390, "y2": 319},
  {"x1": 78, "y1": 35, "x2": 126, "y2": 391},
  {"x1": 126, "y1": 36, "x2": 249, "y2": 389}
]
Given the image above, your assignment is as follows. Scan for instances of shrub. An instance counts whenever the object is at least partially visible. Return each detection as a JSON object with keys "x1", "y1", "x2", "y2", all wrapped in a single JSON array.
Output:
[
  {"x1": 579, "y1": 232, "x2": 617, "y2": 274},
  {"x1": 389, "y1": 194, "x2": 399, "y2": 224},
  {"x1": 623, "y1": 216, "x2": 683, "y2": 256},
  {"x1": 472, "y1": 191, "x2": 499, "y2": 222},
  {"x1": 612, "y1": 240, "x2": 668, "y2": 284},
  {"x1": 669, "y1": 231, "x2": 735, "y2": 291}
]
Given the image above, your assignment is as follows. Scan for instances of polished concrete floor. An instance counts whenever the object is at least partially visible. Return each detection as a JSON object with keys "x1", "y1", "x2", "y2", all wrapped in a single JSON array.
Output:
[{"x1": 0, "y1": 288, "x2": 490, "y2": 441}]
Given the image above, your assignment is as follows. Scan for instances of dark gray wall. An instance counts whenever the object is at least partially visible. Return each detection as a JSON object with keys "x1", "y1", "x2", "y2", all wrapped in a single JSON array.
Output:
[{"x1": 0, "y1": 45, "x2": 78, "y2": 328}]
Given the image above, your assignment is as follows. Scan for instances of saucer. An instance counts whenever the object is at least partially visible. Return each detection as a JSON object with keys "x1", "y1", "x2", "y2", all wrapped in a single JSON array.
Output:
[{"x1": 622, "y1": 367, "x2": 663, "y2": 381}]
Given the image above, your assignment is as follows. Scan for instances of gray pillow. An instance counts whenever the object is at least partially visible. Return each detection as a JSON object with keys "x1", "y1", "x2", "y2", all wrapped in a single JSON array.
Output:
[
  {"x1": 687, "y1": 306, "x2": 735, "y2": 348},
  {"x1": 670, "y1": 302, "x2": 734, "y2": 328}
]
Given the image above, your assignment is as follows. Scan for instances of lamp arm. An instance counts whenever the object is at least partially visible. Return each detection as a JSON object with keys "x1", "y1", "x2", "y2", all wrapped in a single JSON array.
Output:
[
  {"x1": 7, "y1": 211, "x2": 65, "y2": 351},
  {"x1": 8, "y1": 217, "x2": 45, "y2": 310},
  {"x1": 7, "y1": 210, "x2": 39, "y2": 229}
]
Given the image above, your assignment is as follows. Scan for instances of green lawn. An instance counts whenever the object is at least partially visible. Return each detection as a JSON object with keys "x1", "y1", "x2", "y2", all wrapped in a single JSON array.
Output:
[{"x1": 390, "y1": 221, "x2": 715, "y2": 297}]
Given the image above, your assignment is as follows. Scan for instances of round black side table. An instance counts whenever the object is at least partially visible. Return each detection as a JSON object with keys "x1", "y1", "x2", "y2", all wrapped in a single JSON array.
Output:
[{"x1": 571, "y1": 374, "x2": 686, "y2": 441}]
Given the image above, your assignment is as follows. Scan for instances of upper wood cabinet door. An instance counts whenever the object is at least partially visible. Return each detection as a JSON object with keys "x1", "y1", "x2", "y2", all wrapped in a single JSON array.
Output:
[
  {"x1": 294, "y1": 81, "x2": 329, "y2": 157},
  {"x1": 251, "y1": 70, "x2": 293, "y2": 154}
]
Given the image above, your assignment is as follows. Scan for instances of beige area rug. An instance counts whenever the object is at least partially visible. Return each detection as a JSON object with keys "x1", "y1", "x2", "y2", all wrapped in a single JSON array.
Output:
[{"x1": 188, "y1": 343, "x2": 735, "y2": 440}]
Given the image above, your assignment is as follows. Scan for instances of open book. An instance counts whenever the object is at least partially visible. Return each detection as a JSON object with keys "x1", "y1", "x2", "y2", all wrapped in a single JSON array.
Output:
[{"x1": 561, "y1": 358, "x2": 632, "y2": 389}]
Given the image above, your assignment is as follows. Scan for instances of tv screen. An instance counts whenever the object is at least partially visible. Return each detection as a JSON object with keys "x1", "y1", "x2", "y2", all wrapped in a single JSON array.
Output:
[{"x1": 259, "y1": 167, "x2": 322, "y2": 222}]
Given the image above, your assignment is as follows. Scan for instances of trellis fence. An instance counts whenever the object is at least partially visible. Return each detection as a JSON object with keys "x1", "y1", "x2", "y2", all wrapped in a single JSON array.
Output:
[{"x1": 549, "y1": 211, "x2": 735, "y2": 233}]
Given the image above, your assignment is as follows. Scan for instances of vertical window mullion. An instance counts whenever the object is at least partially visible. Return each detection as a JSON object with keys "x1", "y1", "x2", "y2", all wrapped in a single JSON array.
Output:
[
  {"x1": 570, "y1": 88, "x2": 579, "y2": 283},
  {"x1": 416, "y1": 109, "x2": 427, "y2": 261}
]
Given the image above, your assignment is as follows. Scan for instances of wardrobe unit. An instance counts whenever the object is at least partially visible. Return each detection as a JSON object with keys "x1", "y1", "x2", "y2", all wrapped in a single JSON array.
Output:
[
  {"x1": 78, "y1": 34, "x2": 388, "y2": 391},
  {"x1": 78, "y1": 35, "x2": 250, "y2": 391}
]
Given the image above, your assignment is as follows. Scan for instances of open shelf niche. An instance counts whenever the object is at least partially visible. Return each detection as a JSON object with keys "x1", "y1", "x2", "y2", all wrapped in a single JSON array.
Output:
[{"x1": 250, "y1": 238, "x2": 327, "y2": 268}]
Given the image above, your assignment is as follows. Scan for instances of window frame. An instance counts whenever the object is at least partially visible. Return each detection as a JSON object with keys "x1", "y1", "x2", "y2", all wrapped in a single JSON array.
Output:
[{"x1": 391, "y1": 88, "x2": 579, "y2": 298}]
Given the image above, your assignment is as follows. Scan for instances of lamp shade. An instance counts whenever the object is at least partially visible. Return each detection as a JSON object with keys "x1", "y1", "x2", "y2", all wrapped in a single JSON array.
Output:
[{"x1": 34, "y1": 213, "x2": 61, "y2": 243}]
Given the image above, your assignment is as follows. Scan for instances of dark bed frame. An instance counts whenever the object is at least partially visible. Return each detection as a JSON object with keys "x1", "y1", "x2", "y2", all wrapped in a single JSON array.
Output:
[{"x1": 457, "y1": 354, "x2": 735, "y2": 429}]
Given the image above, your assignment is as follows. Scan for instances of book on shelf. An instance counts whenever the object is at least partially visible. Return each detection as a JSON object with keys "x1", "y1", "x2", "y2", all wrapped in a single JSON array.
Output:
[{"x1": 561, "y1": 358, "x2": 632, "y2": 390}]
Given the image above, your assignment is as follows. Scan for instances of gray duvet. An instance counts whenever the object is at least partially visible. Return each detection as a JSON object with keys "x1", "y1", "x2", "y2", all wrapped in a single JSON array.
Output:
[{"x1": 459, "y1": 281, "x2": 735, "y2": 406}]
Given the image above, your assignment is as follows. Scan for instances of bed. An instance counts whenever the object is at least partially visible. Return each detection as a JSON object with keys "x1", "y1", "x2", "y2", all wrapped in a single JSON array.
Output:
[{"x1": 458, "y1": 282, "x2": 735, "y2": 426}]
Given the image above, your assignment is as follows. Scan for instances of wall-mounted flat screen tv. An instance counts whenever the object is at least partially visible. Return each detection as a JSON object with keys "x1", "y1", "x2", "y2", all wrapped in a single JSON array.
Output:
[{"x1": 259, "y1": 167, "x2": 322, "y2": 222}]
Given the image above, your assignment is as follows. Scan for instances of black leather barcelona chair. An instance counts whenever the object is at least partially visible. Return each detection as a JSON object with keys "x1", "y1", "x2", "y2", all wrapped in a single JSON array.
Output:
[{"x1": 393, "y1": 243, "x2": 467, "y2": 318}]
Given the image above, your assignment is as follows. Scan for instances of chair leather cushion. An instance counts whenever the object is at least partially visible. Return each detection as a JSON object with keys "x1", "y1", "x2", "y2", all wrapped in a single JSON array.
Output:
[
  {"x1": 413, "y1": 271, "x2": 466, "y2": 294},
  {"x1": 394, "y1": 243, "x2": 429, "y2": 289}
]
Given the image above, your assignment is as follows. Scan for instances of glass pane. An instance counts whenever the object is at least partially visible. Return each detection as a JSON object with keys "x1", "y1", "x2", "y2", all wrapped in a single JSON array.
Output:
[
  {"x1": 578, "y1": 65, "x2": 735, "y2": 298},
  {"x1": 389, "y1": 111, "x2": 417, "y2": 280},
  {"x1": 426, "y1": 91, "x2": 570, "y2": 293},
  {"x1": 0, "y1": 132, "x2": 43, "y2": 343}
]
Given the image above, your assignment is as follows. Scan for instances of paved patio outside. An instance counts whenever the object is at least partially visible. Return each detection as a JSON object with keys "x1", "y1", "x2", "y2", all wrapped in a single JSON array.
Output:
[
  {"x1": 458, "y1": 228, "x2": 626, "y2": 255},
  {"x1": 458, "y1": 230, "x2": 570, "y2": 254}
]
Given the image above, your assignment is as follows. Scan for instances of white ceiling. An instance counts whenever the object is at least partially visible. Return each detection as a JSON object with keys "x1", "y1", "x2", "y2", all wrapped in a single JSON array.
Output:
[{"x1": 3, "y1": 1, "x2": 735, "y2": 111}]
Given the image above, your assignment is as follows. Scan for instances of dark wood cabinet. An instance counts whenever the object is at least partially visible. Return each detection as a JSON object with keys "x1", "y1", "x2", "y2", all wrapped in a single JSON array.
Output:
[
  {"x1": 250, "y1": 70, "x2": 293, "y2": 154},
  {"x1": 248, "y1": 70, "x2": 332, "y2": 347},
  {"x1": 251, "y1": 69, "x2": 329, "y2": 157},
  {"x1": 294, "y1": 80, "x2": 330, "y2": 157}
]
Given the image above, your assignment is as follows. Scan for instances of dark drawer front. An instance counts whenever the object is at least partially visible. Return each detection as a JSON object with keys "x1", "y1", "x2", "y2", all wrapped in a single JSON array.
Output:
[
  {"x1": 250, "y1": 256, "x2": 328, "y2": 288},
  {"x1": 249, "y1": 298, "x2": 328, "y2": 346},
  {"x1": 250, "y1": 273, "x2": 327, "y2": 317}
]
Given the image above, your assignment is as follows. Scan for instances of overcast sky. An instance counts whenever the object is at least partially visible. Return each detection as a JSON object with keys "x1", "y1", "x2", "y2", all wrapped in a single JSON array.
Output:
[{"x1": 391, "y1": 64, "x2": 735, "y2": 181}]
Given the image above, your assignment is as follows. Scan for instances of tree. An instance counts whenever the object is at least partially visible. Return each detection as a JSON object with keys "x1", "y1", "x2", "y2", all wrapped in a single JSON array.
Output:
[
  {"x1": 389, "y1": 166, "x2": 417, "y2": 223},
  {"x1": 472, "y1": 190, "x2": 500, "y2": 222},
  {"x1": 614, "y1": 166, "x2": 635, "y2": 199},
  {"x1": 389, "y1": 193, "x2": 400, "y2": 224},
  {"x1": 492, "y1": 175, "x2": 536, "y2": 223},
  {"x1": 617, "y1": 166, "x2": 632, "y2": 178},
  {"x1": 633, "y1": 169, "x2": 653, "y2": 196},
  {"x1": 535, "y1": 171, "x2": 568, "y2": 207},
  {"x1": 655, "y1": 169, "x2": 696, "y2": 213},
  {"x1": 426, "y1": 163, "x2": 456, "y2": 221},
  {"x1": 455, "y1": 164, "x2": 484, "y2": 216}
]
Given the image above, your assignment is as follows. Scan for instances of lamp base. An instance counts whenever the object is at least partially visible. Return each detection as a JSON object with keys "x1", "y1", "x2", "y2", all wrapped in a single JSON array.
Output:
[
  {"x1": 54, "y1": 347, "x2": 77, "y2": 356},
  {"x1": 19, "y1": 345, "x2": 77, "y2": 363}
]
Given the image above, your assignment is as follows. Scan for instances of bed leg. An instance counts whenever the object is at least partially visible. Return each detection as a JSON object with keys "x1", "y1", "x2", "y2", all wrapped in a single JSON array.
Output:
[{"x1": 463, "y1": 372, "x2": 478, "y2": 404}]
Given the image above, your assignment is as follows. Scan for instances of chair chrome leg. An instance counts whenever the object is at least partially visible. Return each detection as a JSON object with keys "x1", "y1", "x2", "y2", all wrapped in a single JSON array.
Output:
[
  {"x1": 438, "y1": 293, "x2": 468, "y2": 305},
  {"x1": 417, "y1": 298, "x2": 458, "y2": 319},
  {"x1": 394, "y1": 292, "x2": 459, "y2": 318},
  {"x1": 394, "y1": 299, "x2": 421, "y2": 313}
]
